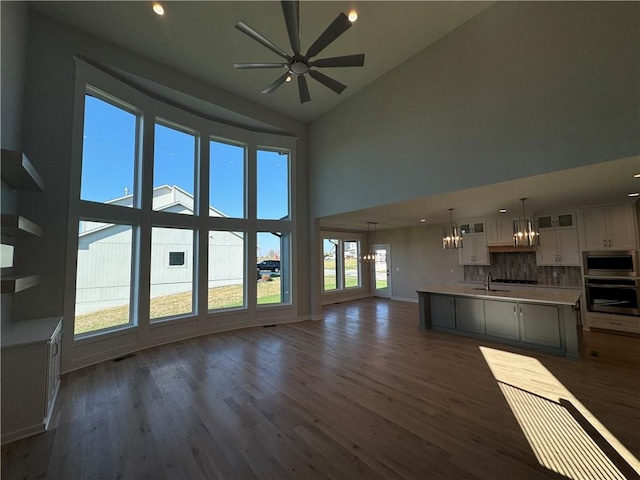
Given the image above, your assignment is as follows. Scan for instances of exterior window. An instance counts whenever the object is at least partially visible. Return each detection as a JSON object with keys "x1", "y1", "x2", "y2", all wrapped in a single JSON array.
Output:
[
  {"x1": 69, "y1": 71, "x2": 295, "y2": 343},
  {"x1": 80, "y1": 92, "x2": 138, "y2": 205},
  {"x1": 210, "y1": 140, "x2": 245, "y2": 219},
  {"x1": 153, "y1": 122, "x2": 196, "y2": 214},
  {"x1": 208, "y1": 231, "x2": 245, "y2": 311},
  {"x1": 257, "y1": 231, "x2": 290, "y2": 305},
  {"x1": 323, "y1": 239, "x2": 338, "y2": 291},
  {"x1": 168, "y1": 251, "x2": 185, "y2": 266},
  {"x1": 344, "y1": 240, "x2": 360, "y2": 288},
  {"x1": 322, "y1": 238, "x2": 361, "y2": 292},
  {"x1": 150, "y1": 227, "x2": 194, "y2": 321},
  {"x1": 75, "y1": 221, "x2": 134, "y2": 336},
  {"x1": 257, "y1": 149, "x2": 289, "y2": 220}
]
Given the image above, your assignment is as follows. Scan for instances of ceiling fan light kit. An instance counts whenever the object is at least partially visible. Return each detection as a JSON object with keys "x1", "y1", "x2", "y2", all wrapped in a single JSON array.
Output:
[{"x1": 234, "y1": 0, "x2": 365, "y2": 103}]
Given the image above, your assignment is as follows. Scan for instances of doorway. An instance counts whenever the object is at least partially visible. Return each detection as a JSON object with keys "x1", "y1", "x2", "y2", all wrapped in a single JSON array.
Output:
[{"x1": 372, "y1": 244, "x2": 391, "y2": 298}]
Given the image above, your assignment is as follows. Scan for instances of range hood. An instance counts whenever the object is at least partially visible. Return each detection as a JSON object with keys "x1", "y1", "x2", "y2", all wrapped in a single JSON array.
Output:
[{"x1": 488, "y1": 245, "x2": 536, "y2": 253}]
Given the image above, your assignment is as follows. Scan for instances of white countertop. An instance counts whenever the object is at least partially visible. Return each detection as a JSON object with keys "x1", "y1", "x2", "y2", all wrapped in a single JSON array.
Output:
[
  {"x1": 417, "y1": 284, "x2": 581, "y2": 306},
  {"x1": 1, "y1": 316, "x2": 62, "y2": 348}
]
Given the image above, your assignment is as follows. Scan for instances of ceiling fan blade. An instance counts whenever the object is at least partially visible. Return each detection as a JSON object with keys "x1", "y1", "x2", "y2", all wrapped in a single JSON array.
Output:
[
  {"x1": 234, "y1": 63, "x2": 287, "y2": 69},
  {"x1": 311, "y1": 54, "x2": 365, "y2": 68},
  {"x1": 298, "y1": 75, "x2": 311, "y2": 103},
  {"x1": 262, "y1": 72, "x2": 291, "y2": 94},
  {"x1": 235, "y1": 21, "x2": 291, "y2": 61},
  {"x1": 306, "y1": 12, "x2": 352, "y2": 59},
  {"x1": 281, "y1": 0, "x2": 300, "y2": 55},
  {"x1": 308, "y1": 70, "x2": 346, "y2": 94}
]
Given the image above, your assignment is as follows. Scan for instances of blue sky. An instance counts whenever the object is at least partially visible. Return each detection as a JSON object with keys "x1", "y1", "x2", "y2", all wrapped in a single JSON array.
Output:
[{"x1": 81, "y1": 95, "x2": 287, "y2": 255}]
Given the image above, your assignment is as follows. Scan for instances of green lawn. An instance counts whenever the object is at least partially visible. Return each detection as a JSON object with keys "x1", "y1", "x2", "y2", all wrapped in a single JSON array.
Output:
[
  {"x1": 75, "y1": 277, "x2": 283, "y2": 335},
  {"x1": 323, "y1": 258, "x2": 360, "y2": 290}
]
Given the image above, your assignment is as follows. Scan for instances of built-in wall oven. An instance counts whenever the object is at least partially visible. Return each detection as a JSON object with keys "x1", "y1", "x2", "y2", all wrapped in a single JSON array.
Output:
[
  {"x1": 584, "y1": 277, "x2": 640, "y2": 316},
  {"x1": 583, "y1": 250, "x2": 640, "y2": 316},
  {"x1": 582, "y1": 250, "x2": 638, "y2": 277}
]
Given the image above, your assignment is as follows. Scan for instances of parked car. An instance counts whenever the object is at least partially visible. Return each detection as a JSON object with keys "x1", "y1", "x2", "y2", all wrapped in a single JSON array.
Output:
[
  {"x1": 257, "y1": 266, "x2": 261, "y2": 280},
  {"x1": 257, "y1": 260, "x2": 280, "y2": 272}
]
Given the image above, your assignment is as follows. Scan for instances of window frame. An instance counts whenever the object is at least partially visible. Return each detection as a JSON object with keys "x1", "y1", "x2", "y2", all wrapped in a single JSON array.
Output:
[
  {"x1": 321, "y1": 234, "x2": 363, "y2": 294},
  {"x1": 65, "y1": 57, "x2": 297, "y2": 344}
]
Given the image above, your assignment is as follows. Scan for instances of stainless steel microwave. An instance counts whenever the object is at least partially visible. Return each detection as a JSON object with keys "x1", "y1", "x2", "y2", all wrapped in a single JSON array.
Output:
[{"x1": 582, "y1": 250, "x2": 638, "y2": 277}]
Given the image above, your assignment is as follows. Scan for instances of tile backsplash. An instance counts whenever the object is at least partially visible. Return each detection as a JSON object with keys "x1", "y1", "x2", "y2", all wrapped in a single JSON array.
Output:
[{"x1": 464, "y1": 252, "x2": 582, "y2": 287}]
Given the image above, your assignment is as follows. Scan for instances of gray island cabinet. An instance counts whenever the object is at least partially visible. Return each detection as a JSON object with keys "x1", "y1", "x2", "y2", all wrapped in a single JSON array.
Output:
[{"x1": 418, "y1": 285, "x2": 582, "y2": 359}]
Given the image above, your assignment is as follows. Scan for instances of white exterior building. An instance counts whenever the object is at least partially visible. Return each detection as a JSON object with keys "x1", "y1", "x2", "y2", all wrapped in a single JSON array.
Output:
[{"x1": 76, "y1": 185, "x2": 244, "y2": 314}]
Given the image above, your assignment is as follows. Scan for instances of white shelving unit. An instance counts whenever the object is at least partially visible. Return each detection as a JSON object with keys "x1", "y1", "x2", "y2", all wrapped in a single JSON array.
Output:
[{"x1": 1, "y1": 149, "x2": 62, "y2": 444}]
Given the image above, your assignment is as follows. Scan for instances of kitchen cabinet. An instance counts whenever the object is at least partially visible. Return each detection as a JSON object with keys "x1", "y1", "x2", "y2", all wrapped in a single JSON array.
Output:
[
  {"x1": 459, "y1": 221, "x2": 485, "y2": 235},
  {"x1": 484, "y1": 299, "x2": 520, "y2": 340},
  {"x1": 430, "y1": 295, "x2": 456, "y2": 329},
  {"x1": 579, "y1": 204, "x2": 638, "y2": 250},
  {"x1": 455, "y1": 297, "x2": 484, "y2": 334},
  {"x1": 458, "y1": 231, "x2": 489, "y2": 265},
  {"x1": 519, "y1": 303, "x2": 561, "y2": 348},
  {"x1": 1, "y1": 317, "x2": 63, "y2": 444},
  {"x1": 536, "y1": 212, "x2": 580, "y2": 266},
  {"x1": 486, "y1": 217, "x2": 514, "y2": 246}
]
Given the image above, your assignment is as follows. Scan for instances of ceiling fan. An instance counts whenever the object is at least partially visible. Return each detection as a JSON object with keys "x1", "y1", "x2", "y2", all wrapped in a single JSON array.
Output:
[{"x1": 233, "y1": 0, "x2": 365, "y2": 104}]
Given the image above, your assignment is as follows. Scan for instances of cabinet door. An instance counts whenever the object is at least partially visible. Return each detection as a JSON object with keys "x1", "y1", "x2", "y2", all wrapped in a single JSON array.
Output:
[
  {"x1": 580, "y1": 207, "x2": 608, "y2": 250},
  {"x1": 458, "y1": 241, "x2": 474, "y2": 265},
  {"x1": 455, "y1": 297, "x2": 485, "y2": 334},
  {"x1": 473, "y1": 235, "x2": 490, "y2": 265},
  {"x1": 484, "y1": 300, "x2": 519, "y2": 340},
  {"x1": 556, "y1": 228, "x2": 580, "y2": 265},
  {"x1": 607, "y1": 204, "x2": 637, "y2": 249},
  {"x1": 555, "y1": 212, "x2": 575, "y2": 229},
  {"x1": 519, "y1": 303, "x2": 561, "y2": 348},
  {"x1": 497, "y1": 217, "x2": 515, "y2": 245},
  {"x1": 430, "y1": 295, "x2": 456, "y2": 329},
  {"x1": 536, "y1": 229, "x2": 558, "y2": 266},
  {"x1": 486, "y1": 219, "x2": 499, "y2": 245}
]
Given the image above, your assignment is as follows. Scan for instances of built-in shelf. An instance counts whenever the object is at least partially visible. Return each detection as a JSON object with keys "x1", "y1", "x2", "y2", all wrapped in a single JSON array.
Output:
[
  {"x1": 1, "y1": 215, "x2": 42, "y2": 237},
  {"x1": 1, "y1": 150, "x2": 44, "y2": 191},
  {"x1": 1, "y1": 274, "x2": 39, "y2": 294}
]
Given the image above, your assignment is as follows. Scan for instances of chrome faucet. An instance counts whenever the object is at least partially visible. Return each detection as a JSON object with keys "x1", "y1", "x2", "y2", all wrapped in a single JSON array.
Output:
[{"x1": 485, "y1": 272, "x2": 493, "y2": 291}]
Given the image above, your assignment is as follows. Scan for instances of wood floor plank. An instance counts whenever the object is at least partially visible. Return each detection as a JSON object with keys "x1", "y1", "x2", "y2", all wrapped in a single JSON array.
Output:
[{"x1": 2, "y1": 298, "x2": 638, "y2": 479}]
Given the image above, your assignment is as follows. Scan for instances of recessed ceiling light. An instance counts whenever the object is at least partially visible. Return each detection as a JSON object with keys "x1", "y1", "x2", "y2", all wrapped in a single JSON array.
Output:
[
  {"x1": 285, "y1": 75, "x2": 292, "y2": 82},
  {"x1": 628, "y1": 192, "x2": 640, "y2": 197},
  {"x1": 420, "y1": 219, "x2": 426, "y2": 223},
  {"x1": 152, "y1": 3, "x2": 165, "y2": 16},
  {"x1": 348, "y1": 10, "x2": 358, "y2": 23},
  {"x1": 499, "y1": 209, "x2": 507, "y2": 213}
]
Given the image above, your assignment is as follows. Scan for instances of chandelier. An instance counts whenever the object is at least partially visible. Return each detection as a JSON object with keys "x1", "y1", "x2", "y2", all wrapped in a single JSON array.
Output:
[
  {"x1": 513, "y1": 197, "x2": 539, "y2": 246},
  {"x1": 442, "y1": 208, "x2": 462, "y2": 249},
  {"x1": 359, "y1": 222, "x2": 377, "y2": 263}
]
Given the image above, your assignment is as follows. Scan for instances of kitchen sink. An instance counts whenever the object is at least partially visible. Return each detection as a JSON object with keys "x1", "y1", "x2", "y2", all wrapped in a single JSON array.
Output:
[{"x1": 471, "y1": 288, "x2": 510, "y2": 292}]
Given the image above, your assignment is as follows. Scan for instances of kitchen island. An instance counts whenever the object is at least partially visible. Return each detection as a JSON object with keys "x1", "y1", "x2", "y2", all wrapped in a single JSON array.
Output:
[{"x1": 417, "y1": 285, "x2": 582, "y2": 359}]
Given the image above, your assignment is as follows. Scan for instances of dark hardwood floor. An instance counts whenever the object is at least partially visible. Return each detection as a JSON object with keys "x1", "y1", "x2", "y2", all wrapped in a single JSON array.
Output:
[{"x1": 2, "y1": 298, "x2": 639, "y2": 479}]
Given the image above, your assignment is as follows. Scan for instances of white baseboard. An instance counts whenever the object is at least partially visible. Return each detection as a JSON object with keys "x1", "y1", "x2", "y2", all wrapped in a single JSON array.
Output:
[
  {"x1": 309, "y1": 315, "x2": 324, "y2": 321},
  {"x1": 392, "y1": 296, "x2": 419, "y2": 304},
  {"x1": 1, "y1": 423, "x2": 45, "y2": 445},
  {"x1": 321, "y1": 292, "x2": 371, "y2": 306}
]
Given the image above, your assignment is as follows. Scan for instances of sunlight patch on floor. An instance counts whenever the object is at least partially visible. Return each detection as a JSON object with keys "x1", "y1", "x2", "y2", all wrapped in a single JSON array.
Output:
[{"x1": 480, "y1": 346, "x2": 640, "y2": 479}]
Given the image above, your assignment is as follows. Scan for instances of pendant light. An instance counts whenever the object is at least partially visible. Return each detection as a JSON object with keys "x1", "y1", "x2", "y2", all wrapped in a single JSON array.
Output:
[
  {"x1": 443, "y1": 208, "x2": 462, "y2": 249},
  {"x1": 513, "y1": 197, "x2": 539, "y2": 246},
  {"x1": 359, "y1": 222, "x2": 377, "y2": 263}
]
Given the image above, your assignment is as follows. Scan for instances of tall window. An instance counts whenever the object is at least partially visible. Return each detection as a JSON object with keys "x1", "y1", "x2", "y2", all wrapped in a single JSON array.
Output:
[
  {"x1": 322, "y1": 237, "x2": 360, "y2": 292},
  {"x1": 257, "y1": 149, "x2": 289, "y2": 220},
  {"x1": 70, "y1": 70, "x2": 295, "y2": 340},
  {"x1": 210, "y1": 140, "x2": 245, "y2": 219},
  {"x1": 74, "y1": 221, "x2": 134, "y2": 335},
  {"x1": 80, "y1": 93, "x2": 137, "y2": 205}
]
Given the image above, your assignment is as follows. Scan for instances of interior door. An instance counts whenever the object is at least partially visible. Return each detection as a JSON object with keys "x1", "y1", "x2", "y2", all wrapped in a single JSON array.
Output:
[{"x1": 373, "y1": 244, "x2": 391, "y2": 298}]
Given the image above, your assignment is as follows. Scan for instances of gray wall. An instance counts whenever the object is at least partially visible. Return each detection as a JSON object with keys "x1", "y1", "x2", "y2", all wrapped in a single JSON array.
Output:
[
  {"x1": 373, "y1": 225, "x2": 464, "y2": 301},
  {"x1": 309, "y1": 2, "x2": 640, "y2": 219},
  {"x1": 1, "y1": 1, "x2": 29, "y2": 325},
  {"x1": 14, "y1": 12, "x2": 310, "y2": 321},
  {"x1": 1, "y1": 1, "x2": 29, "y2": 151}
]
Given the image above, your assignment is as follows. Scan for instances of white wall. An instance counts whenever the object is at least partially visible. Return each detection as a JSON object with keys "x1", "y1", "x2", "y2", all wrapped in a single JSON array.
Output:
[
  {"x1": 309, "y1": 2, "x2": 640, "y2": 219},
  {"x1": 373, "y1": 225, "x2": 464, "y2": 302},
  {"x1": 14, "y1": 12, "x2": 310, "y2": 325}
]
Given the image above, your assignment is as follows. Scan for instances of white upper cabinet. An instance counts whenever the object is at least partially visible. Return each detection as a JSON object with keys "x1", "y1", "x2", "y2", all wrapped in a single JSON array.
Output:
[
  {"x1": 579, "y1": 204, "x2": 638, "y2": 250},
  {"x1": 486, "y1": 217, "x2": 514, "y2": 246},
  {"x1": 458, "y1": 220, "x2": 489, "y2": 265},
  {"x1": 535, "y1": 212, "x2": 580, "y2": 266}
]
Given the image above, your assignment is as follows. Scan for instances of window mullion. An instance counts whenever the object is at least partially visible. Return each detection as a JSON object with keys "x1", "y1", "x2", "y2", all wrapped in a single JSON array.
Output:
[{"x1": 197, "y1": 136, "x2": 210, "y2": 321}]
